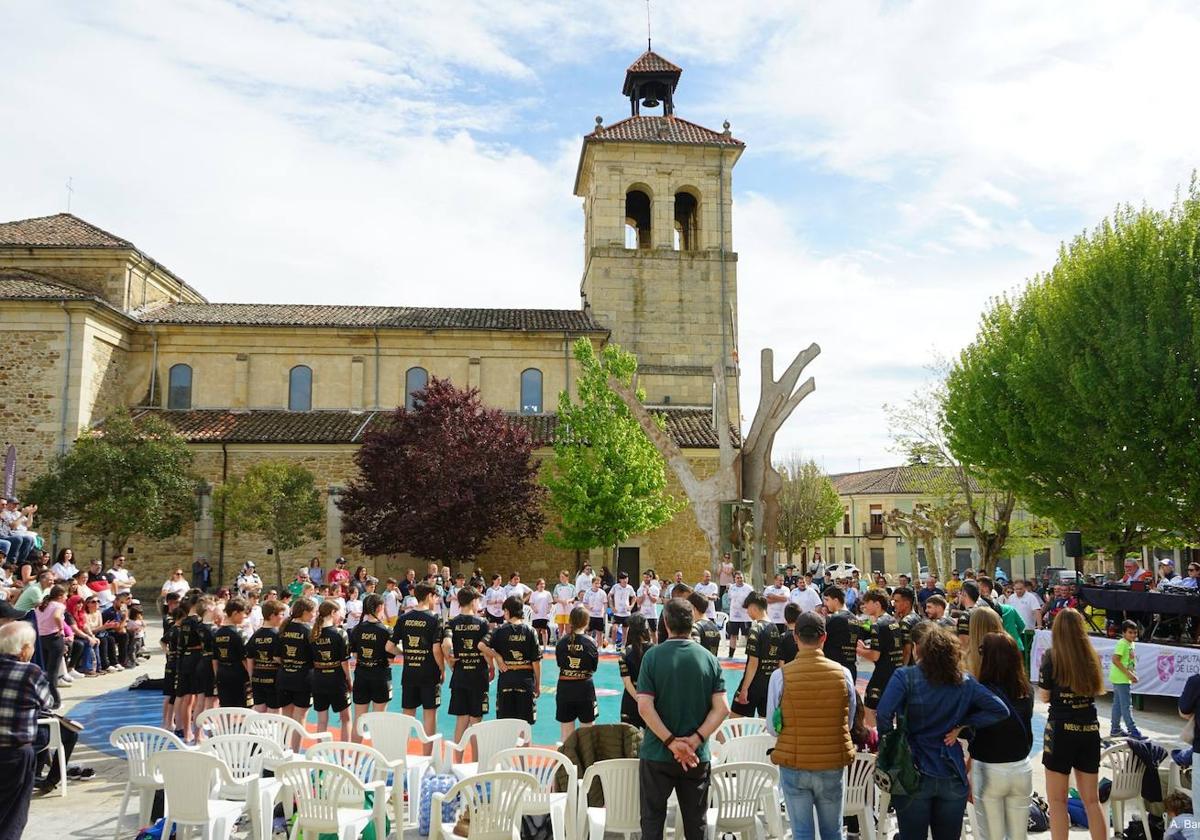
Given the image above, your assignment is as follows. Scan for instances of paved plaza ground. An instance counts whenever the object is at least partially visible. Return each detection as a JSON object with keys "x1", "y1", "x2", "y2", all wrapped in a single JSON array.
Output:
[{"x1": 24, "y1": 620, "x2": 1187, "y2": 839}]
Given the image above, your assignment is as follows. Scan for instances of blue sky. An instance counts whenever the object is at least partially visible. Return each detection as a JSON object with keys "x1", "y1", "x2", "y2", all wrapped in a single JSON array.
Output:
[{"x1": 4, "y1": 1, "x2": 1200, "y2": 472}]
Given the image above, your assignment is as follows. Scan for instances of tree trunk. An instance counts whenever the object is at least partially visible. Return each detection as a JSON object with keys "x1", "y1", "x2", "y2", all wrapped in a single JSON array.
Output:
[{"x1": 274, "y1": 544, "x2": 284, "y2": 590}]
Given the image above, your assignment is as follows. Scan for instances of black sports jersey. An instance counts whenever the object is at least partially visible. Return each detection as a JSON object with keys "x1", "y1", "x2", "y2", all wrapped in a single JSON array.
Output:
[
  {"x1": 898, "y1": 612, "x2": 921, "y2": 660},
  {"x1": 867, "y1": 614, "x2": 903, "y2": 686},
  {"x1": 619, "y1": 645, "x2": 644, "y2": 683},
  {"x1": 247, "y1": 627, "x2": 279, "y2": 685},
  {"x1": 955, "y1": 604, "x2": 999, "y2": 637},
  {"x1": 1039, "y1": 651, "x2": 1099, "y2": 724},
  {"x1": 744, "y1": 619, "x2": 781, "y2": 685},
  {"x1": 488, "y1": 621, "x2": 540, "y2": 688},
  {"x1": 163, "y1": 622, "x2": 180, "y2": 667},
  {"x1": 212, "y1": 625, "x2": 247, "y2": 668},
  {"x1": 691, "y1": 618, "x2": 722, "y2": 657},
  {"x1": 448, "y1": 614, "x2": 492, "y2": 690},
  {"x1": 177, "y1": 614, "x2": 208, "y2": 653},
  {"x1": 822, "y1": 609, "x2": 865, "y2": 679},
  {"x1": 777, "y1": 630, "x2": 798, "y2": 664},
  {"x1": 312, "y1": 626, "x2": 350, "y2": 673},
  {"x1": 393, "y1": 609, "x2": 445, "y2": 685},
  {"x1": 278, "y1": 621, "x2": 313, "y2": 676},
  {"x1": 556, "y1": 632, "x2": 599, "y2": 680},
  {"x1": 349, "y1": 620, "x2": 392, "y2": 671}
]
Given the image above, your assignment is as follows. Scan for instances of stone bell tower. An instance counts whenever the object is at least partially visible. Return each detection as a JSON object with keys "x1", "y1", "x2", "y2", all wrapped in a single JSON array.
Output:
[{"x1": 574, "y1": 48, "x2": 744, "y2": 415}]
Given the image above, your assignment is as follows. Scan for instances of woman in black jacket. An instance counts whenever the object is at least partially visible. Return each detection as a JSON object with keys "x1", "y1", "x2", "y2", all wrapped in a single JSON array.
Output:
[{"x1": 969, "y1": 632, "x2": 1035, "y2": 840}]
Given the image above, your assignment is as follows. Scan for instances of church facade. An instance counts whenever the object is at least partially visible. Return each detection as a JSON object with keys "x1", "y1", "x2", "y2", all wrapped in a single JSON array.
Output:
[{"x1": 0, "y1": 51, "x2": 746, "y2": 588}]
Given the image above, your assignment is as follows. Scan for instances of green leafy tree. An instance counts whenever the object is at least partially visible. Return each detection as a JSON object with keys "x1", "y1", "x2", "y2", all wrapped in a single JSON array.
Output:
[
  {"x1": 945, "y1": 185, "x2": 1200, "y2": 572},
  {"x1": 544, "y1": 339, "x2": 680, "y2": 560},
  {"x1": 775, "y1": 455, "x2": 842, "y2": 570},
  {"x1": 25, "y1": 408, "x2": 197, "y2": 558},
  {"x1": 214, "y1": 461, "x2": 323, "y2": 587}
]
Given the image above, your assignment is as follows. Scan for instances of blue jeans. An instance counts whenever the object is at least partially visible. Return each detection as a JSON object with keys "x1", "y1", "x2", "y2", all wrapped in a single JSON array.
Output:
[
  {"x1": 892, "y1": 773, "x2": 968, "y2": 840},
  {"x1": 1111, "y1": 682, "x2": 1138, "y2": 733},
  {"x1": 779, "y1": 766, "x2": 844, "y2": 840},
  {"x1": 4, "y1": 532, "x2": 35, "y2": 566}
]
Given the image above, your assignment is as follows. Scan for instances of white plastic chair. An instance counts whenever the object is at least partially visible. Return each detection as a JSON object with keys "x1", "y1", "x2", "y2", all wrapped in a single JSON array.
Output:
[
  {"x1": 486, "y1": 747, "x2": 578, "y2": 840},
  {"x1": 715, "y1": 717, "x2": 770, "y2": 745},
  {"x1": 307, "y1": 741, "x2": 402, "y2": 840},
  {"x1": 36, "y1": 717, "x2": 67, "y2": 797},
  {"x1": 195, "y1": 706, "x2": 258, "y2": 739},
  {"x1": 577, "y1": 758, "x2": 640, "y2": 840},
  {"x1": 198, "y1": 734, "x2": 286, "y2": 840},
  {"x1": 110, "y1": 725, "x2": 187, "y2": 839},
  {"x1": 443, "y1": 718, "x2": 532, "y2": 781},
  {"x1": 714, "y1": 734, "x2": 775, "y2": 765},
  {"x1": 151, "y1": 750, "x2": 247, "y2": 840},
  {"x1": 358, "y1": 711, "x2": 445, "y2": 825},
  {"x1": 276, "y1": 759, "x2": 387, "y2": 840},
  {"x1": 706, "y1": 761, "x2": 779, "y2": 840},
  {"x1": 1102, "y1": 744, "x2": 1153, "y2": 840},
  {"x1": 431, "y1": 770, "x2": 539, "y2": 840},
  {"x1": 713, "y1": 611, "x2": 729, "y2": 632},
  {"x1": 248, "y1": 711, "x2": 332, "y2": 764},
  {"x1": 844, "y1": 752, "x2": 879, "y2": 840}
]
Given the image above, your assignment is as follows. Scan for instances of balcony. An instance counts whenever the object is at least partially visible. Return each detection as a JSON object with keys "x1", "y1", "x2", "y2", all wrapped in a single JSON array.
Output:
[{"x1": 863, "y1": 522, "x2": 888, "y2": 540}]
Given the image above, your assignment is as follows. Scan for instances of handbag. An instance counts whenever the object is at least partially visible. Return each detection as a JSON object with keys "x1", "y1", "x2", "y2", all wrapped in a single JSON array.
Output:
[{"x1": 874, "y1": 666, "x2": 922, "y2": 797}]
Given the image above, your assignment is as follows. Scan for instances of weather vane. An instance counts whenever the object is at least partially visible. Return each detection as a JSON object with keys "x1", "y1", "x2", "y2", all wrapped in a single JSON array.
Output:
[{"x1": 646, "y1": 0, "x2": 652, "y2": 50}]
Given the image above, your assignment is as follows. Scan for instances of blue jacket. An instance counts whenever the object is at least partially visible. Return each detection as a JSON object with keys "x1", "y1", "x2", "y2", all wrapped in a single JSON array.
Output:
[{"x1": 876, "y1": 665, "x2": 1009, "y2": 783}]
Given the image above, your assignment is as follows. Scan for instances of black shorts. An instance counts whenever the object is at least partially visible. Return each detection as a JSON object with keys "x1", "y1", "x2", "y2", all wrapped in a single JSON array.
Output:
[
  {"x1": 588, "y1": 617, "x2": 605, "y2": 633},
  {"x1": 726, "y1": 621, "x2": 750, "y2": 639},
  {"x1": 731, "y1": 679, "x2": 768, "y2": 717},
  {"x1": 276, "y1": 671, "x2": 313, "y2": 709},
  {"x1": 1042, "y1": 720, "x2": 1101, "y2": 775},
  {"x1": 163, "y1": 664, "x2": 177, "y2": 699},
  {"x1": 486, "y1": 613, "x2": 505, "y2": 626},
  {"x1": 532, "y1": 619, "x2": 550, "y2": 630},
  {"x1": 620, "y1": 693, "x2": 644, "y2": 729},
  {"x1": 449, "y1": 686, "x2": 490, "y2": 718},
  {"x1": 610, "y1": 615, "x2": 628, "y2": 626},
  {"x1": 215, "y1": 668, "x2": 249, "y2": 708},
  {"x1": 352, "y1": 668, "x2": 392, "y2": 706},
  {"x1": 401, "y1": 681, "x2": 442, "y2": 711},
  {"x1": 556, "y1": 680, "x2": 597, "y2": 724},
  {"x1": 643, "y1": 616, "x2": 657, "y2": 631},
  {"x1": 196, "y1": 658, "x2": 216, "y2": 697},
  {"x1": 497, "y1": 685, "x2": 536, "y2": 725},
  {"x1": 251, "y1": 678, "x2": 279, "y2": 709},
  {"x1": 175, "y1": 654, "x2": 204, "y2": 696},
  {"x1": 311, "y1": 672, "x2": 351, "y2": 713},
  {"x1": 865, "y1": 672, "x2": 894, "y2": 710}
]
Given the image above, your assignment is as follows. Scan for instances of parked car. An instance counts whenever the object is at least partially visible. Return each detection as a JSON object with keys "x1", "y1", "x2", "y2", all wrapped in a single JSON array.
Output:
[{"x1": 824, "y1": 563, "x2": 860, "y2": 580}]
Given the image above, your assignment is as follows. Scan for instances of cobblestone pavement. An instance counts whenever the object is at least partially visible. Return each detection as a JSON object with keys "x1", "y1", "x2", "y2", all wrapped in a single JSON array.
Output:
[{"x1": 22, "y1": 621, "x2": 1191, "y2": 838}]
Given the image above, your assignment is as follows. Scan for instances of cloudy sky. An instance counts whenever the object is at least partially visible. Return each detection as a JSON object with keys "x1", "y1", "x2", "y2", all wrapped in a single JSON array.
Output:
[{"x1": 4, "y1": 1, "x2": 1199, "y2": 472}]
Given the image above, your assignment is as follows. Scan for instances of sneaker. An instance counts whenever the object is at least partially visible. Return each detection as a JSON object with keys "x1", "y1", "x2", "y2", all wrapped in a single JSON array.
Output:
[
  {"x1": 69, "y1": 670, "x2": 83, "y2": 679},
  {"x1": 58, "y1": 674, "x2": 73, "y2": 684},
  {"x1": 112, "y1": 664, "x2": 124, "y2": 671},
  {"x1": 104, "y1": 666, "x2": 117, "y2": 673},
  {"x1": 1129, "y1": 729, "x2": 1144, "y2": 739},
  {"x1": 1109, "y1": 729, "x2": 1128, "y2": 738}
]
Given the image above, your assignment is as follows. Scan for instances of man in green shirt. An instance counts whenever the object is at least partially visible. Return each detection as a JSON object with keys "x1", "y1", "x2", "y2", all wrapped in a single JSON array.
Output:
[
  {"x1": 13, "y1": 571, "x2": 52, "y2": 612},
  {"x1": 636, "y1": 599, "x2": 729, "y2": 840}
]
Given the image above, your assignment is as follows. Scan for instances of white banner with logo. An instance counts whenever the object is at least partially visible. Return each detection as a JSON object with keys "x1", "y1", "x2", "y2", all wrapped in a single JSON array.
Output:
[{"x1": 1030, "y1": 629, "x2": 1200, "y2": 696}]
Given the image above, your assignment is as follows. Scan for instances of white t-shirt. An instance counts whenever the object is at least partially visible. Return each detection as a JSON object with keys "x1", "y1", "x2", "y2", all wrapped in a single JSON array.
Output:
[
  {"x1": 788, "y1": 586, "x2": 822, "y2": 614},
  {"x1": 51, "y1": 562, "x2": 79, "y2": 582},
  {"x1": 637, "y1": 582, "x2": 660, "y2": 618},
  {"x1": 718, "y1": 562, "x2": 735, "y2": 586},
  {"x1": 727, "y1": 583, "x2": 754, "y2": 622},
  {"x1": 236, "y1": 573, "x2": 262, "y2": 597},
  {"x1": 247, "y1": 604, "x2": 263, "y2": 633},
  {"x1": 610, "y1": 582, "x2": 636, "y2": 617},
  {"x1": 583, "y1": 588, "x2": 608, "y2": 619},
  {"x1": 505, "y1": 582, "x2": 532, "y2": 602},
  {"x1": 109, "y1": 568, "x2": 135, "y2": 594},
  {"x1": 763, "y1": 585, "x2": 790, "y2": 624},
  {"x1": 693, "y1": 581, "x2": 719, "y2": 618},
  {"x1": 485, "y1": 585, "x2": 507, "y2": 617},
  {"x1": 576, "y1": 572, "x2": 595, "y2": 593},
  {"x1": 553, "y1": 582, "x2": 576, "y2": 617},
  {"x1": 161, "y1": 578, "x2": 189, "y2": 599},
  {"x1": 1008, "y1": 591, "x2": 1042, "y2": 629},
  {"x1": 344, "y1": 598, "x2": 363, "y2": 630},
  {"x1": 530, "y1": 589, "x2": 553, "y2": 620},
  {"x1": 383, "y1": 589, "x2": 400, "y2": 620}
]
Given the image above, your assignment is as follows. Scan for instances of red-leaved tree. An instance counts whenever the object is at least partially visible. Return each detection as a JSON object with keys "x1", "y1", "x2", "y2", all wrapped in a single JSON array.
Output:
[{"x1": 338, "y1": 377, "x2": 545, "y2": 563}]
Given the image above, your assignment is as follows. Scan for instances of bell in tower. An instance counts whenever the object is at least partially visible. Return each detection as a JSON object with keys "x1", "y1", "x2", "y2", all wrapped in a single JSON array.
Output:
[{"x1": 622, "y1": 50, "x2": 682, "y2": 116}]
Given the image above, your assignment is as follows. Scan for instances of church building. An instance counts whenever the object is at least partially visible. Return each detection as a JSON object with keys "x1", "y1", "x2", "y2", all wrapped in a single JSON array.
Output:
[{"x1": 0, "y1": 50, "x2": 746, "y2": 586}]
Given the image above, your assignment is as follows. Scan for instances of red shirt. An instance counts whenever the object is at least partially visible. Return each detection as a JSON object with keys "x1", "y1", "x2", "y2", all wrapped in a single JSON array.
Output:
[{"x1": 327, "y1": 568, "x2": 350, "y2": 587}]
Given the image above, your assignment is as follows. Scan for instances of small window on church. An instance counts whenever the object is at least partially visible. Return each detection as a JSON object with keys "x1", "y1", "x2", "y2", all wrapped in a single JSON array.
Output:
[
  {"x1": 405, "y1": 366, "x2": 428, "y2": 411},
  {"x1": 674, "y1": 191, "x2": 699, "y2": 251},
  {"x1": 520, "y1": 368, "x2": 543, "y2": 415},
  {"x1": 288, "y1": 365, "x2": 312, "y2": 411},
  {"x1": 167, "y1": 364, "x2": 192, "y2": 410},
  {"x1": 625, "y1": 188, "x2": 652, "y2": 250}
]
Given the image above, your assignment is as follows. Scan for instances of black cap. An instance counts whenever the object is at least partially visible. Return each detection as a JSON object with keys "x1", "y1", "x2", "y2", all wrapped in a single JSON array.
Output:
[
  {"x1": 0, "y1": 600, "x2": 26, "y2": 620},
  {"x1": 795, "y1": 612, "x2": 826, "y2": 639}
]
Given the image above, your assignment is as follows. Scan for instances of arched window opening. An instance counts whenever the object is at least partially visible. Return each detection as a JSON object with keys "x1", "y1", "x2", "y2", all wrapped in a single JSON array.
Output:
[
  {"x1": 674, "y1": 191, "x2": 699, "y2": 251},
  {"x1": 625, "y1": 188, "x2": 652, "y2": 250},
  {"x1": 520, "y1": 368, "x2": 543, "y2": 415},
  {"x1": 405, "y1": 366, "x2": 428, "y2": 411},
  {"x1": 288, "y1": 365, "x2": 312, "y2": 412},
  {"x1": 167, "y1": 364, "x2": 192, "y2": 410}
]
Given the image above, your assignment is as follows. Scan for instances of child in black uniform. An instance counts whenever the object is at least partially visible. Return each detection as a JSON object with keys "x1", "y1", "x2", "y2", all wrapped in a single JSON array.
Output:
[
  {"x1": 310, "y1": 600, "x2": 352, "y2": 741},
  {"x1": 350, "y1": 593, "x2": 394, "y2": 727},
  {"x1": 445, "y1": 586, "x2": 493, "y2": 758},
  {"x1": 555, "y1": 606, "x2": 599, "y2": 742},
  {"x1": 481, "y1": 596, "x2": 540, "y2": 725},
  {"x1": 247, "y1": 600, "x2": 284, "y2": 713},
  {"x1": 212, "y1": 598, "x2": 251, "y2": 708},
  {"x1": 619, "y1": 613, "x2": 649, "y2": 728},
  {"x1": 277, "y1": 598, "x2": 316, "y2": 751}
]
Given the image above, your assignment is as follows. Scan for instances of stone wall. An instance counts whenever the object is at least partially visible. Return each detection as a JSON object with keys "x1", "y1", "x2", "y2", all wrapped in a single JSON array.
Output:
[
  {"x1": 0, "y1": 328, "x2": 65, "y2": 484},
  {"x1": 85, "y1": 333, "x2": 128, "y2": 420}
]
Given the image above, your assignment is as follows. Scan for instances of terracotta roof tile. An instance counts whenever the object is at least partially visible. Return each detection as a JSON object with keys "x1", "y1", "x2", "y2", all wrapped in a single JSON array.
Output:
[
  {"x1": 830, "y1": 465, "x2": 981, "y2": 495},
  {"x1": 0, "y1": 213, "x2": 133, "y2": 248},
  {"x1": 0, "y1": 269, "x2": 92, "y2": 300},
  {"x1": 141, "y1": 303, "x2": 607, "y2": 332},
  {"x1": 589, "y1": 115, "x2": 742, "y2": 147},
  {"x1": 127, "y1": 407, "x2": 739, "y2": 449},
  {"x1": 626, "y1": 50, "x2": 683, "y2": 75}
]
